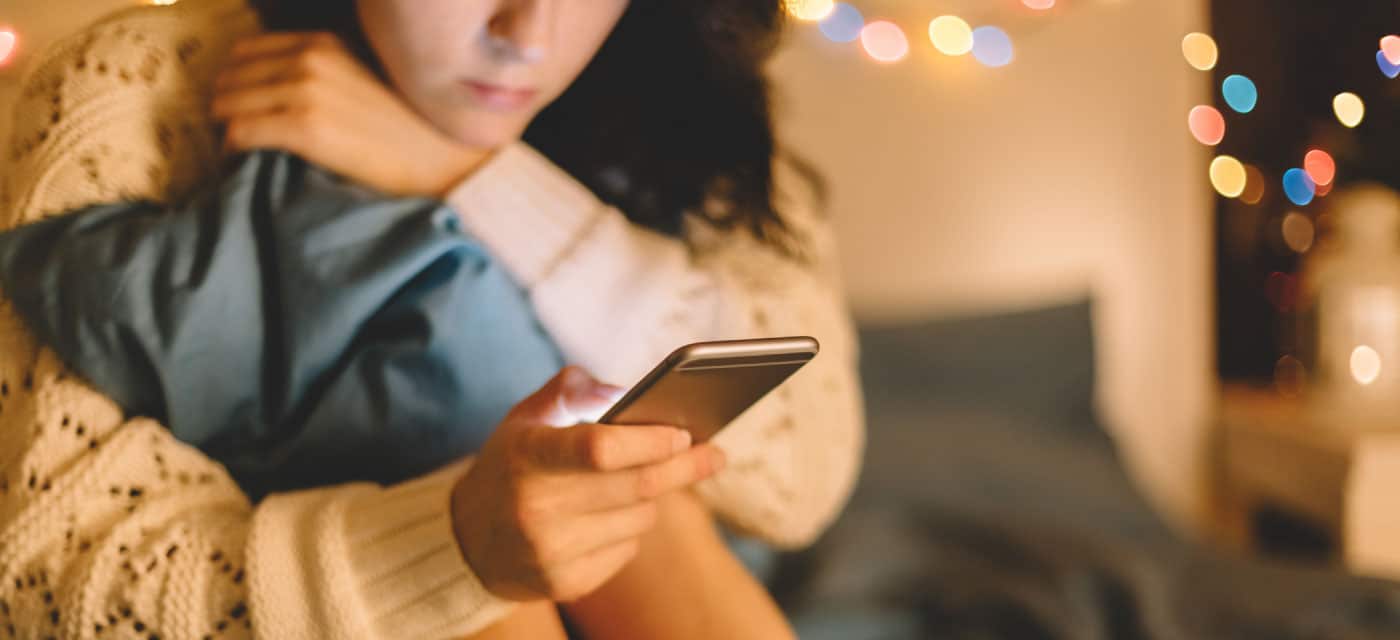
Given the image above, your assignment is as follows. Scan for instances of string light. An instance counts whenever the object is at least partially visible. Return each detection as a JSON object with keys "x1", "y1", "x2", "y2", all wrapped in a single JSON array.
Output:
[
  {"x1": 1221, "y1": 74, "x2": 1258, "y2": 113},
  {"x1": 1181, "y1": 32, "x2": 1218, "y2": 71},
  {"x1": 1281, "y1": 212, "x2": 1315, "y2": 254},
  {"x1": 1303, "y1": 149, "x2": 1336, "y2": 187},
  {"x1": 1333, "y1": 92, "x2": 1365, "y2": 128},
  {"x1": 1209, "y1": 156, "x2": 1247, "y2": 198},
  {"x1": 1241, "y1": 165, "x2": 1266, "y2": 205},
  {"x1": 1382, "y1": 35, "x2": 1400, "y2": 65},
  {"x1": 1376, "y1": 50, "x2": 1400, "y2": 79},
  {"x1": 929, "y1": 16, "x2": 974, "y2": 56},
  {"x1": 820, "y1": 3, "x2": 864, "y2": 43},
  {"x1": 0, "y1": 29, "x2": 16, "y2": 68},
  {"x1": 1022, "y1": 0, "x2": 1055, "y2": 10},
  {"x1": 1351, "y1": 345, "x2": 1383, "y2": 386},
  {"x1": 1282, "y1": 168, "x2": 1316, "y2": 206},
  {"x1": 971, "y1": 26, "x2": 1014, "y2": 67},
  {"x1": 1187, "y1": 105, "x2": 1225, "y2": 145},
  {"x1": 785, "y1": 0, "x2": 836, "y2": 22},
  {"x1": 860, "y1": 21, "x2": 909, "y2": 63}
]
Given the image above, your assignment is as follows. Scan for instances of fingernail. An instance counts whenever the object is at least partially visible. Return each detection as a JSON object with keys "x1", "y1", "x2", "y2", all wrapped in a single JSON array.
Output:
[{"x1": 671, "y1": 430, "x2": 692, "y2": 454}]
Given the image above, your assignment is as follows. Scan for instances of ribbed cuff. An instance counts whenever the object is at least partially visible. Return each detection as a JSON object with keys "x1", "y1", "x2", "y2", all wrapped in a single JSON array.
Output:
[
  {"x1": 445, "y1": 142, "x2": 604, "y2": 287},
  {"x1": 342, "y1": 461, "x2": 513, "y2": 639}
]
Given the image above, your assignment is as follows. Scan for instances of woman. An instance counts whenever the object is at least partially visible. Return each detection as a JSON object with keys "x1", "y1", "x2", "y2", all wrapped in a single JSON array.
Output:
[{"x1": 0, "y1": 0, "x2": 863, "y2": 637}]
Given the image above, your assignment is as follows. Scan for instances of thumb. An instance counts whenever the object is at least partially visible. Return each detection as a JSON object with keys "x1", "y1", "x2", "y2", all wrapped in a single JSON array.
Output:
[{"x1": 510, "y1": 366, "x2": 625, "y2": 428}]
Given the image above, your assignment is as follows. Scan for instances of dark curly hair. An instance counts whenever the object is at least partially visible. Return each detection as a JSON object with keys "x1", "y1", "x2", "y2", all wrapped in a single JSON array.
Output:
[{"x1": 250, "y1": 0, "x2": 812, "y2": 248}]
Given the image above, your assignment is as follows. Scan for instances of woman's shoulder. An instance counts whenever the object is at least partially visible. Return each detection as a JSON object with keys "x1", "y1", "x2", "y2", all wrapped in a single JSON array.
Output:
[{"x1": 4, "y1": 0, "x2": 260, "y2": 224}]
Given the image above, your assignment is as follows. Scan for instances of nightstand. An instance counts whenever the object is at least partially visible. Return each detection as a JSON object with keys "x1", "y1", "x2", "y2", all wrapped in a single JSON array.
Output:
[{"x1": 1213, "y1": 385, "x2": 1400, "y2": 580}]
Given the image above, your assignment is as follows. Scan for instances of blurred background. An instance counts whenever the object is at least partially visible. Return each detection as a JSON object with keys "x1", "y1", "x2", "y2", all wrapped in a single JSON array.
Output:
[{"x1": 6, "y1": 0, "x2": 1400, "y2": 637}]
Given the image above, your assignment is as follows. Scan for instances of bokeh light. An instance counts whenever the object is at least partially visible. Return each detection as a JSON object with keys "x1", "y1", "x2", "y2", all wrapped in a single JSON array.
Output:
[
  {"x1": 1209, "y1": 155, "x2": 1247, "y2": 198},
  {"x1": 1221, "y1": 74, "x2": 1258, "y2": 113},
  {"x1": 1281, "y1": 212, "x2": 1315, "y2": 253},
  {"x1": 1187, "y1": 105, "x2": 1225, "y2": 145},
  {"x1": 1351, "y1": 345, "x2": 1382, "y2": 386},
  {"x1": 861, "y1": 21, "x2": 909, "y2": 63},
  {"x1": 929, "y1": 16, "x2": 974, "y2": 56},
  {"x1": 819, "y1": 3, "x2": 864, "y2": 43},
  {"x1": 1273, "y1": 355, "x2": 1306, "y2": 398},
  {"x1": 1241, "y1": 164, "x2": 1266, "y2": 205},
  {"x1": 0, "y1": 29, "x2": 16, "y2": 68},
  {"x1": 1282, "y1": 168, "x2": 1316, "y2": 206},
  {"x1": 785, "y1": 0, "x2": 836, "y2": 21},
  {"x1": 1333, "y1": 92, "x2": 1365, "y2": 128},
  {"x1": 1384, "y1": 35, "x2": 1400, "y2": 65},
  {"x1": 1315, "y1": 180, "x2": 1334, "y2": 198},
  {"x1": 1377, "y1": 50, "x2": 1400, "y2": 79},
  {"x1": 1023, "y1": 0, "x2": 1056, "y2": 10},
  {"x1": 1266, "y1": 272, "x2": 1298, "y2": 311},
  {"x1": 1303, "y1": 149, "x2": 1336, "y2": 186},
  {"x1": 1181, "y1": 33, "x2": 1218, "y2": 71},
  {"x1": 971, "y1": 26, "x2": 1014, "y2": 68}
]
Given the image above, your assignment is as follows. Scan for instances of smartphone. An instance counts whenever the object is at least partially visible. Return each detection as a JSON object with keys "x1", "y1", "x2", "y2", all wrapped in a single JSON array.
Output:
[{"x1": 599, "y1": 337, "x2": 819, "y2": 443}]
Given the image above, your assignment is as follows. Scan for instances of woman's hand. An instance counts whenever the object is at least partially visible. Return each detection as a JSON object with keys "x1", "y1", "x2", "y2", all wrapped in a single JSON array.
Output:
[
  {"x1": 212, "y1": 32, "x2": 486, "y2": 197},
  {"x1": 451, "y1": 367, "x2": 727, "y2": 603}
]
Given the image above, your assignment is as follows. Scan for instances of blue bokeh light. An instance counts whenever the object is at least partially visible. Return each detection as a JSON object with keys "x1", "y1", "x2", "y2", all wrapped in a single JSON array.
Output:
[
  {"x1": 1282, "y1": 168, "x2": 1317, "y2": 206},
  {"x1": 819, "y1": 3, "x2": 864, "y2": 44},
  {"x1": 1221, "y1": 75, "x2": 1258, "y2": 113},
  {"x1": 971, "y1": 26, "x2": 1014, "y2": 68},
  {"x1": 1377, "y1": 50, "x2": 1400, "y2": 79}
]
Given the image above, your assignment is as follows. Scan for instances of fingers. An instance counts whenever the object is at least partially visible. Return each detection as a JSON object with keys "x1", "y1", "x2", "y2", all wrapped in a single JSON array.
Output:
[
  {"x1": 532, "y1": 502, "x2": 658, "y2": 568},
  {"x1": 522, "y1": 423, "x2": 692, "y2": 472},
  {"x1": 222, "y1": 108, "x2": 315, "y2": 155},
  {"x1": 561, "y1": 444, "x2": 726, "y2": 512},
  {"x1": 510, "y1": 366, "x2": 621, "y2": 427},
  {"x1": 215, "y1": 55, "x2": 301, "y2": 93},
  {"x1": 543, "y1": 539, "x2": 642, "y2": 603},
  {"x1": 228, "y1": 32, "x2": 339, "y2": 63}
]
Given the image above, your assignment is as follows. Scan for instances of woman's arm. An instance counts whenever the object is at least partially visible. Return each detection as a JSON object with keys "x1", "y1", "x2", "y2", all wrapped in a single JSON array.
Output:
[{"x1": 449, "y1": 144, "x2": 865, "y2": 548}]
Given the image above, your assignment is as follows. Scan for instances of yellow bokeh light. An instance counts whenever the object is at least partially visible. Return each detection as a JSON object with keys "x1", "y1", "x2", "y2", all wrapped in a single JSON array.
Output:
[
  {"x1": 1209, "y1": 155, "x2": 1247, "y2": 198},
  {"x1": 928, "y1": 16, "x2": 973, "y2": 56},
  {"x1": 1351, "y1": 345, "x2": 1382, "y2": 386},
  {"x1": 784, "y1": 0, "x2": 835, "y2": 22},
  {"x1": 1181, "y1": 32, "x2": 1218, "y2": 71},
  {"x1": 1333, "y1": 92, "x2": 1365, "y2": 128}
]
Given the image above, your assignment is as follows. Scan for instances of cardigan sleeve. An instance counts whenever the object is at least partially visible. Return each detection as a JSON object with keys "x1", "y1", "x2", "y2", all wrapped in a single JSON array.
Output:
[
  {"x1": 448, "y1": 144, "x2": 866, "y2": 548},
  {"x1": 0, "y1": 5, "x2": 513, "y2": 637},
  {"x1": 0, "y1": 150, "x2": 563, "y2": 499}
]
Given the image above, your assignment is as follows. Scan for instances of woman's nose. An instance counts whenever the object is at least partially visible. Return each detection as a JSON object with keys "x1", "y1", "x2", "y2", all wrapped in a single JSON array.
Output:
[{"x1": 485, "y1": 0, "x2": 554, "y2": 64}]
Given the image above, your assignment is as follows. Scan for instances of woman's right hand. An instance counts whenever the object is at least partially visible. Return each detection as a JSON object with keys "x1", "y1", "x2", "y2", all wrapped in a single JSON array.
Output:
[{"x1": 450, "y1": 366, "x2": 727, "y2": 602}]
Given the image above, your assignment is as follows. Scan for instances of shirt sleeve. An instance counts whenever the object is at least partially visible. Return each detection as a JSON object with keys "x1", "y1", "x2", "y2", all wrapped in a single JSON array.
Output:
[
  {"x1": 447, "y1": 143, "x2": 866, "y2": 548},
  {"x1": 0, "y1": 150, "x2": 563, "y2": 498}
]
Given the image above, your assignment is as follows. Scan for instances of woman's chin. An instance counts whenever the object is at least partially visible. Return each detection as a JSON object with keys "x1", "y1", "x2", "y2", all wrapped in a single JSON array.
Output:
[{"x1": 444, "y1": 116, "x2": 531, "y2": 152}]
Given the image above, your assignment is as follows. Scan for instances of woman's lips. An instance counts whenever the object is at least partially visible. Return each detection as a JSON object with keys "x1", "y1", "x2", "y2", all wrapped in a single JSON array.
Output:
[{"x1": 464, "y1": 80, "x2": 538, "y2": 112}]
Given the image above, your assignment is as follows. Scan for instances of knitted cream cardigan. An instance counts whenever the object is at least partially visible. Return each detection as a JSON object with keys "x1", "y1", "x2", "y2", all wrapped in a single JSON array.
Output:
[{"x1": 0, "y1": 1, "x2": 864, "y2": 638}]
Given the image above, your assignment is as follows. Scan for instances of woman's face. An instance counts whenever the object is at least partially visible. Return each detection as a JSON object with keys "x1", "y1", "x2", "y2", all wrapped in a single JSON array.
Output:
[{"x1": 357, "y1": 0, "x2": 629, "y2": 149}]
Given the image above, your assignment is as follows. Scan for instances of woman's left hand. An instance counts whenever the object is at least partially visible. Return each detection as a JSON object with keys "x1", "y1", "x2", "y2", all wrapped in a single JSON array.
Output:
[{"x1": 212, "y1": 32, "x2": 487, "y2": 197}]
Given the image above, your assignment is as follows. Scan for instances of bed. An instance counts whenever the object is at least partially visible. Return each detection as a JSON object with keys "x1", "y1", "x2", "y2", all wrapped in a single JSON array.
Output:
[{"x1": 770, "y1": 302, "x2": 1400, "y2": 639}]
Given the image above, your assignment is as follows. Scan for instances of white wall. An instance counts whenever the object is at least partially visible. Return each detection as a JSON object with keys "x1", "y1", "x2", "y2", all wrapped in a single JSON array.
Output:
[{"x1": 770, "y1": 0, "x2": 1217, "y2": 531}]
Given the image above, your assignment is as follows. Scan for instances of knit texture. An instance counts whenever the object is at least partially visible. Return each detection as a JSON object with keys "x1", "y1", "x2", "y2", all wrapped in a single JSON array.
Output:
[
  {"x1": 0, "y1": 0, "x2": 865, "y2": 637},
  {"x1": 0, "y1": 3, "x2": 511, "y2": 638}
]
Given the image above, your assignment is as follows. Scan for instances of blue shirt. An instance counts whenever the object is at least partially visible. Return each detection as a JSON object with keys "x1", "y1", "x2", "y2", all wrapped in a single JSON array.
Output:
[{"x1": 0, "y1": 151, "x2": 563, "y2": 499}]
